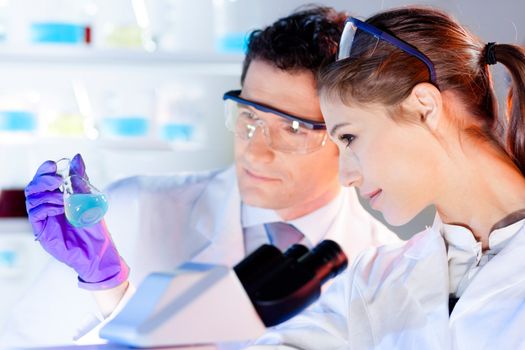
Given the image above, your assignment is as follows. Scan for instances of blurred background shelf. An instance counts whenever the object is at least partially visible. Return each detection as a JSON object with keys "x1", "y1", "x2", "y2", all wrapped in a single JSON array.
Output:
[{"x1": 0, "y1": 46, "x2": 244, "y2": 66}]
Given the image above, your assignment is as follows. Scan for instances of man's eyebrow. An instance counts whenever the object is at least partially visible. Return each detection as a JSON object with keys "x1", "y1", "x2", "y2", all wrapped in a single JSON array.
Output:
[{"x1": 329, "y1": 123, "x2": 351, "y2": 138}]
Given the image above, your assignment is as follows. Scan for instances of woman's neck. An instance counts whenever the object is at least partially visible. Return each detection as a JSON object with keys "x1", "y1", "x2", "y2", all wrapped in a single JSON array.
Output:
[{"x1": 436, "y1": 139, "x2": 525, "y2": 249}]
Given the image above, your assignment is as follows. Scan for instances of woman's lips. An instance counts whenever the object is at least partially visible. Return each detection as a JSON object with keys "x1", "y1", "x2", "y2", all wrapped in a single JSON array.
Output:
[{"x1": 364, "y1": 189, "x2": 382, "y2": 207}]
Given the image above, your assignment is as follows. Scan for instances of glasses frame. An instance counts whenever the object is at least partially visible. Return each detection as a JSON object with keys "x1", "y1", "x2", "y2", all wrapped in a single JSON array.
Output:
[
  {"x1": 338, "y1": 17, "x2": 437, "y2": 85},
  {"x1": 222, "y1": 90, "x2": 326, "y2": 131}
]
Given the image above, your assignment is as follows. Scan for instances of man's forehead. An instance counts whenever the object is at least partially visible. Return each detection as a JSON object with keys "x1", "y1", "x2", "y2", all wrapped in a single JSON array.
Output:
[{"x1": 242, "y1": 60, "x2": 324, "y2": 122}]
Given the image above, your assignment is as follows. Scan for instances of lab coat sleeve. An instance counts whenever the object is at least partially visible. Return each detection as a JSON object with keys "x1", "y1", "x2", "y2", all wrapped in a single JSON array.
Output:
[
  {"x1": 75, "y1": 283, "x2": 137, "y2": 345},
  {"x1": 102, "y1": 171, "x2": 221, "y2": 283},
  {"x1": 0, "y1": 259, "x2": 102, "y2": 348},
  {"x1": 247, "y1": 245, "x2": 390, "y2": 350}
]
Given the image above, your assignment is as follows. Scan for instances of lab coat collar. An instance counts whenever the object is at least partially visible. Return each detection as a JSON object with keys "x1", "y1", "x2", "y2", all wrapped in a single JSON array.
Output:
[
  {"x1": 488, "y1": 218, "x2": 525, "y2": 254},
  {"x1": 241, "y1": 203, "x2": 281, "y2": 228},
  {"x1": 241, "y1": 189, "x2": 345, "y2": 249},
  {"x1": 434, "y1": 213, "x2": 523, "y2": 255},
  {"x1": 450, "y1": 219, "x2": 525, "y2": 322},
  {"x1": 288, "y1": 189, "x2": 345, "y2": 248},
  {"x1": 188, "y1": 166, "x2": 245, "y2": 266},
  {"x1": 402, "y1": 216, "x2": 446, "y2": 260},
  {"x1": 411, "y1": 214, "x2": 525, "y2": 323}
]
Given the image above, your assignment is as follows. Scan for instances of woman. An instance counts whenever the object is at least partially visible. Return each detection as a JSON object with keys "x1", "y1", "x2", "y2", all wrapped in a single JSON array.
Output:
[{"x1": 253, "y1": 6, "x2": 525, "y2": 350}]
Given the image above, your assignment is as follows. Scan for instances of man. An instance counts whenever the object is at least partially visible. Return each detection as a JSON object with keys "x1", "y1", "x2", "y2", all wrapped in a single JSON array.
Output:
[{"x1": 1, "y1": 6, "x2": 399, "y2": 347}]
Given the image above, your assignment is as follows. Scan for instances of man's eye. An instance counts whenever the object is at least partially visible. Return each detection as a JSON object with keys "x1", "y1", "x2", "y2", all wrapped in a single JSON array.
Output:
[
  {"x1": 338, "y1": 134, "x2": 355, "y2": 148},
  {"x1": 286, "y1": 124, "x2": 304, "y2": 134},
  {"x1": 281, "y1": 120, "x2": 306, "y2": 135},
  {"x1": 239, "y1": 109, "x2": 256, "y2": 120}
]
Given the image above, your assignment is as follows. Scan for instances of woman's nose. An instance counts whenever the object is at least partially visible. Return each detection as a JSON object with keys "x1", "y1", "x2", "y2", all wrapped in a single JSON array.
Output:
[{"x1": 339, "y1": 151, "x2": 362, "y2": 187}]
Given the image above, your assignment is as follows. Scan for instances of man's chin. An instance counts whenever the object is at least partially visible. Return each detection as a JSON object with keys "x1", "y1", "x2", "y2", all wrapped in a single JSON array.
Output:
[{"x1": 240, "y1": 189, "x2": 285, "y2": 209}]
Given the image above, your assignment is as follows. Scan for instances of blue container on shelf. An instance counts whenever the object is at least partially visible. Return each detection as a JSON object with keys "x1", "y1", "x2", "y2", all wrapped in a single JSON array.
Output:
[
  {"x1": 101, "y1": 116, "x2": 149, "y2": 137},
  {"x1": 160, "y1": 123, "x2": 195, "y2": 142},
  {"x1": 0, "y1": 111, "x2": 37, "y2": 132},
  {"x1": 0, "y1": 250, "x2": 16, "y2": 268},
  {"x1": 215, "y1": 32, "x2": 249, "y2": 53},
  {"x1": 31, "y1": 22, "x2": 87, "y2": 44}
]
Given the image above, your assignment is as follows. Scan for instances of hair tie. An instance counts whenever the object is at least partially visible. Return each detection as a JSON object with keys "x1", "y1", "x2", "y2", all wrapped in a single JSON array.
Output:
[{"x1": 485, "y1": 42, "x2": 497, "y2": 65}]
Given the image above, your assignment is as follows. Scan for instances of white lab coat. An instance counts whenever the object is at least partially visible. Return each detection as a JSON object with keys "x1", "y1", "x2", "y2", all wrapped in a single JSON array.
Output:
[
  {"x1": 0, "y1": 166, "x2": 398, "y2": 347},
  {"x1": 252, "y1": 218, "x2": 525, "y2": 350}
]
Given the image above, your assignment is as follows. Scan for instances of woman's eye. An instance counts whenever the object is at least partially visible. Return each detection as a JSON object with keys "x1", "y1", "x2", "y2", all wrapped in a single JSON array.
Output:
[{"x1": 338, "y1": 134, "x2": 355, "y2": 148}]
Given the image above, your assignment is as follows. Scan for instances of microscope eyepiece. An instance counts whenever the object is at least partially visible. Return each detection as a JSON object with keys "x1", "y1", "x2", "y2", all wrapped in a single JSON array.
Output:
[
  {"x1": 297, "y1": 239, "x2": 348, "y2": 284},
  {"x1": 283, "y1": 244, "x2": 309, "y2": 260},
  {"x1": 234, "y1": 239, "x2": 348, "y2": 327}
]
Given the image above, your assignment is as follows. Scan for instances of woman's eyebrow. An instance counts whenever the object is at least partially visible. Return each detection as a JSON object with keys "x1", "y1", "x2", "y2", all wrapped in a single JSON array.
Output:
[{"x1": 329, "y1": 122, "x2": 351, "y2": 137}]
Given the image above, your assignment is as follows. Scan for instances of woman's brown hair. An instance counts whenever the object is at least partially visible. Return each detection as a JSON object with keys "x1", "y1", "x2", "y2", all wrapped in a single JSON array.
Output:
[{"x1": 319, "y1": 7, "x2": 525, "y2": 174}]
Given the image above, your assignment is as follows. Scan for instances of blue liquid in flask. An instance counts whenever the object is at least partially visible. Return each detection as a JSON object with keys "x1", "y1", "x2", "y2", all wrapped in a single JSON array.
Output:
[{"x1": 65, "y1": 193, "x2": 108, "y2": 227}]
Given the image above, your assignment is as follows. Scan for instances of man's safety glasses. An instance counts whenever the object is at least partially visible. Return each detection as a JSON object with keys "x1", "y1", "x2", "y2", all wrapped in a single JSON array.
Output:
[
  {"x1": 337, "y1": 16, "x2": 437, "y2": 85},
  {"x1": 223, "y1": 90, "x2": 328, "y2": 154}
]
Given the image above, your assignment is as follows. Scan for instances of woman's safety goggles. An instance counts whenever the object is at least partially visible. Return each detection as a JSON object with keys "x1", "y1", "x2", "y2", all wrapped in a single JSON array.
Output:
[
  {"x1": 338, "y1": 16, "x2": 437, "y2": 85},
  {"x1": 223, "y1": 90, "x2": 328, "y2": 154}
]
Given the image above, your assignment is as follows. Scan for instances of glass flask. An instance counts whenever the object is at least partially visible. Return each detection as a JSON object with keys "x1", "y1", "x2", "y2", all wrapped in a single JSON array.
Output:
[{"x1": 56, "y1": 158, "x2": 108, "y2": 228}]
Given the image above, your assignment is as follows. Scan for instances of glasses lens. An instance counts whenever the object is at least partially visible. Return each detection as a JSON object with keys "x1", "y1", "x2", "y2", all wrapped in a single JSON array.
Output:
[
  {"x1": 338, "y1": 18, "x2": 437, "y2": 84},
  {"x1": 225, "y1": 99, "x2": 258, "y2": 140},
  {"x1": 268, "y1": 119, "x2": 327, "y2": 154},
  {"x1": 338, "y1": 20, "x2": 380, "y2": 60},
  {"x1": 224, "y1": 98, "x2": 326, "y2": 154}
]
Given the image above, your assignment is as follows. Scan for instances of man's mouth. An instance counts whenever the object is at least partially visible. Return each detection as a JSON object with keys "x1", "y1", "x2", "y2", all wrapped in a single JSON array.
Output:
[{"x1": 243, "y1": 168, "x2": 279, "y2": 181}]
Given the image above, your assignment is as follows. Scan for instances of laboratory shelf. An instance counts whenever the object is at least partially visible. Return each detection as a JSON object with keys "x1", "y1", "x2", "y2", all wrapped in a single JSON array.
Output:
[
  {"x1": 0, "y1": 45, "x2": 245, "y2": 65},
  {"x1": 0, "y1": 135, "x2": 190, "y2": 152}
]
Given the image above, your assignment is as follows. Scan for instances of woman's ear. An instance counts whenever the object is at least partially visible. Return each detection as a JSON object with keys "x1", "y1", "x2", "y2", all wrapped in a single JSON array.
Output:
[{"x1": 402, "y1": 83, "x2": 443, "y2": 130}]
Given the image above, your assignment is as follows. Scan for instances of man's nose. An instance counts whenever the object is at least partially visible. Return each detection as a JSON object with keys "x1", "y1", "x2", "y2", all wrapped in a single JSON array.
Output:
[{"x1": 339, "y1": 151, "x2": 362, "y2": 187}]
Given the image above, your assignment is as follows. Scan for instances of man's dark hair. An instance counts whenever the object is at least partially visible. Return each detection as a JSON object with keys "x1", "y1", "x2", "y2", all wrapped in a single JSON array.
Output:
[{"x1": 240, "y1": 5, "x2": 348, "y2": 84}]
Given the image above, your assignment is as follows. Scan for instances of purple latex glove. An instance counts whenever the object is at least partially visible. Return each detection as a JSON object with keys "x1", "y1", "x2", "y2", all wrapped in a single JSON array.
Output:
[{"x1": 25, "y1": 154, "x2": 129, "y2": 290}]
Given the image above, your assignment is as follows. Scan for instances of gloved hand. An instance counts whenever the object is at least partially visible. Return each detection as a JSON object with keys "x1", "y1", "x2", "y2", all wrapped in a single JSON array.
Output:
[{"x1": 25, "y1": 154, "x2": 129, "y2": 290}]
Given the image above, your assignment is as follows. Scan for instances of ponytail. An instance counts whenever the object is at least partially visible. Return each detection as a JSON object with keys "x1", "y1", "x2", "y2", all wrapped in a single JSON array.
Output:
[{"x1": 493, "y1": 44, "x2": 525, "y2": 174}]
